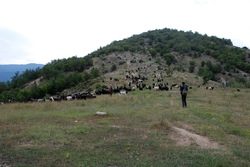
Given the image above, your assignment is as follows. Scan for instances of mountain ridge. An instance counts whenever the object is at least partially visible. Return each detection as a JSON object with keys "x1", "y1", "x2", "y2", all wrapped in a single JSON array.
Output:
[{"x1": 0, "y1": 63, "x2": 44, "y2": 82}]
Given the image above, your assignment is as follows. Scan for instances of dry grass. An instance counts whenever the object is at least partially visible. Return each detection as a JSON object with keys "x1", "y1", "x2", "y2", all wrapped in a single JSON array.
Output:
[{"x1": 0, "y1": 87, "x2": 250, "y2": 166}]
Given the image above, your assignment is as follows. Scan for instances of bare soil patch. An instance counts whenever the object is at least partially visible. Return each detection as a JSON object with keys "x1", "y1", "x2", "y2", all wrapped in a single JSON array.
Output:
[{"x1": 169, "y1": 126, "x2": 219, "y2": 149}]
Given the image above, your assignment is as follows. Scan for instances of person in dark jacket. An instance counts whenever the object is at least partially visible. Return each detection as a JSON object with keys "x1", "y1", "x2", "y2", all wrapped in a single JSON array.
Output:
[{"x1": 180, "y1": 82, "x2": 188, "y2": 108}]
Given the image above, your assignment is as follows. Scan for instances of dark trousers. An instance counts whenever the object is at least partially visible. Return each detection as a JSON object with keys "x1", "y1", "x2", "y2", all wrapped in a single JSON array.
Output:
[{"x1": 181, "y1": 95, "x2": 187, "y2": 108}]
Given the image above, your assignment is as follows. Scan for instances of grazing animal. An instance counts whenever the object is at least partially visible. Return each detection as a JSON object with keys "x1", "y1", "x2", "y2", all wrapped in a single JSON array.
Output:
[
  {"x1": 119, "y1": 91, "x2": 127, "y2": 96},
  {"x1": 206, "y1": 86, "x2": 214, "y2": 90},
  {"x1": 37, "y1": 98, "x2": 45, "y2": 102},
  {"x1": 113, "y1": 87, "x2": 121, "y2": 93},
  {"x1": 172, "y1": 83, "x2": 177, "y2": 87},
  {"x1": 154, "y1": 86, "x2": 160, "y2": 91},
  {"x1": 159, "y1": 85, "x2": 169, "y2": 91},
  {"x1": 124, "y1": 86, "x2": 132, "y2": 91},
  {"x1": 50, "y1": 96, "x2": 61, "y2": 101},
  {"x1": 131, "y1": 86, "x2": 136, "y2": 91},
  {"x1": 66, "y1": 96, "x2": 73, "y2": 100}
]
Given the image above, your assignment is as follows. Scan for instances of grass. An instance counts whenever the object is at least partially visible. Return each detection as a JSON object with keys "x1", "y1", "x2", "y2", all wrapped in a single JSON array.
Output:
[{"x1": 0, "y1": 87, "x2": 250, "y2": 166}]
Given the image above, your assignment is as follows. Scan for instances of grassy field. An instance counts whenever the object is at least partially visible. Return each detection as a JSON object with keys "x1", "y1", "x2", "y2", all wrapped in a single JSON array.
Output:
[{"x1": 1, "y1": 87, "x2": 250, "y2": 167}]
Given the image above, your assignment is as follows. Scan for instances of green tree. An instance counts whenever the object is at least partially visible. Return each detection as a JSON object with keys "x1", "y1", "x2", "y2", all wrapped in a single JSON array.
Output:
[
  {"x1": 198, "y1": 67, "x2": 215, "y2": 84},
  {"x1": 90, "y1": 68, "x2": 100, "y2": 78},
  {"x1": 163, "y1": 53, "x2": 176, "y2": 66},
  {"x1": 189, "y1": 60, "x2": 196, "y2": 73},
  {"x1": 0, "y1": 82, "x2": 8, "y2": 94},
  {"x1": 166, "y1": 66, "x2": 174, "y2": 77},
  {"x1": 212, "y1": 63, "x2": 222, "y2": 73},
  {"x1": 201, "y1": 60, "x2": 205, "y2": 67}
]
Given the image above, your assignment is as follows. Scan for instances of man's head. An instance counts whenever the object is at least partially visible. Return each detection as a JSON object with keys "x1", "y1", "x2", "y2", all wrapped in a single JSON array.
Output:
[{"x1": 182, "y1": 82, "x2": 185, "y2": 85}]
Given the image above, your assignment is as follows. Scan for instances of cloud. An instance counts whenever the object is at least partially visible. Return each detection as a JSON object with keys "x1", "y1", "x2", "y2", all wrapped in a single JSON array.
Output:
[
  {"x1": 193, "y1": 0, "x2": 215, "y2": 5},
  {"x1": 0, "y1": 0, "x2": 250, "y2": 64},
  {"x1": 0, "y1": 29, "x2": 33, "y2": 64}
]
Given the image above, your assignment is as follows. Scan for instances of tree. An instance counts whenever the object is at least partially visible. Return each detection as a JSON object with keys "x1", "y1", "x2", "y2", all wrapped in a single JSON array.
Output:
[
  {"x1": 198, "y1": 67, "x2": 215, "y2": 84},
  {"x1": 206, "y1": 61, "x2": 213, "y2": 70},
  {"x1": 0, "y1": 82, "x2": 8, "y2": 94},
  {"x1": 189, "y1": 60, "x2": 196, "y2": 73},
  {"x1": 90, "y1": 68, "x2": 100, "y2": 78},
  {"x1": 201, "y1": 60, "x2": 205, "y2": 67},
  {"x1": 166, "y1": 66, "x2": 174, "y2": 77},
  {"x1": 163, "y1": 53, "x2": 176, "y2": 66},
  {"x1": 212, "y1": 63, "x2": 222, "y2": 73}
]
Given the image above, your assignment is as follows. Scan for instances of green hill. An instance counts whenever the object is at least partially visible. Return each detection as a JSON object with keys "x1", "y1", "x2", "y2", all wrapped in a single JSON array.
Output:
[{"x1": 0, "y1": 28, "x2": 250, "y2": 102}]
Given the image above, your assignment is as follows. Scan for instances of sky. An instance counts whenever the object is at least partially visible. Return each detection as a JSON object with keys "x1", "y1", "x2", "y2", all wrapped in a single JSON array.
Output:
[{"x1": 0, "y1": 0, "x2": 249, "y2": 65}]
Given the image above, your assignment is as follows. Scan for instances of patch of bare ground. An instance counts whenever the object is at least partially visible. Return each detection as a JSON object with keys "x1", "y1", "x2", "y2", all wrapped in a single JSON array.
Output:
[
  {"x1": 24, "y1": 76, "x2": 44, "y2": 88},
  {"x1": 169, "y1": 126, "x2": 219, "y2": 149}
]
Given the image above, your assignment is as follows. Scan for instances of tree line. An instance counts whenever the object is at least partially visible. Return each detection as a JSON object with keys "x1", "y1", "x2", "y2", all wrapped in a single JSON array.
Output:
[{"x1": 0, "y1": 56, "x2": 99, "y2": 102}]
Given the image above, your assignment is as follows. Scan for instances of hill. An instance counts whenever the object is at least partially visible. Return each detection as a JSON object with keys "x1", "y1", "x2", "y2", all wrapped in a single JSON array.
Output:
[
  {"x1": 0, "y1": 63, "x2": 44, "y2": 82},
  {"x1": 0, "y1": 28, "x2": 250, "y2": 102}
]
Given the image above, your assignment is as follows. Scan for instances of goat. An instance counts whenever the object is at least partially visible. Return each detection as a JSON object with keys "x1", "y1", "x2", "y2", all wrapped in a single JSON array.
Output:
[
  {"x1": 154, "y1": 86, "x2": 160, "y2": 91},
  {"x1": 206, "y1": 86, "x2": 214, "y2": 90},
  {"x1": 119, "y1": 91, "x2": 127, "y2": 96},
  {"x1": 66, "y1": 96, "x2": 73, "y2": 100}
]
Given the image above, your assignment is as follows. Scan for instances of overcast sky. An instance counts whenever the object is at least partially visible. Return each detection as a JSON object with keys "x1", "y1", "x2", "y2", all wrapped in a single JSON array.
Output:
[{"x1": 0, "y1": 0, "x2": 249, "y2": 65}]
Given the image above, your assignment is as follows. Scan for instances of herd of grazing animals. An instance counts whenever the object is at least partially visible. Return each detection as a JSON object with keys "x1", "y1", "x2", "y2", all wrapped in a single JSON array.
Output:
[{"x1": 4, "y1": 65, "x2": 236, "y2": 104}]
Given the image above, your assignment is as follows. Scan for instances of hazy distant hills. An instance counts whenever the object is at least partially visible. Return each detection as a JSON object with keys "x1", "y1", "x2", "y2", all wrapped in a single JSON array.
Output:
[{"x1": 0, "y1": 63, "x2": 44, "y2": 82}]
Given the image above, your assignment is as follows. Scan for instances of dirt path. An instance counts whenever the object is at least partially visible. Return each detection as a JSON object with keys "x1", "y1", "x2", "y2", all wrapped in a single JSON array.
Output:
[{"x1": 169, "y1": 126, "x2": 219, "y2": 149}]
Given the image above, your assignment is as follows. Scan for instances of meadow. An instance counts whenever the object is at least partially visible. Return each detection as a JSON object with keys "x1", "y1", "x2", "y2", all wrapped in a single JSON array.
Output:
[{"x1": 0, "y1": 87, "x2": 250, "y2": 167}]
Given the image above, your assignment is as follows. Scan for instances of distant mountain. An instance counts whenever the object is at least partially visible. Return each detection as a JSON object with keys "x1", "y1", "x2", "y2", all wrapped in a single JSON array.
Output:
[{"x1": 0, "y1": 63, "x2": 44, "y2": 82}]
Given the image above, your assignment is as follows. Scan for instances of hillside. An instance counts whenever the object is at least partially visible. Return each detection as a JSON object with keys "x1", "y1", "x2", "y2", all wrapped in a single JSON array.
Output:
[{"x1": 0, "y1": 28, "x2": 250, "y2": 102}]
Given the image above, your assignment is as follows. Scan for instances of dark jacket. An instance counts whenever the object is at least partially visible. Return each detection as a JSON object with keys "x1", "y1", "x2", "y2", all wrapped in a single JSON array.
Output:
[{"x1": 180, "y1": 85, "x2": 188, "y2": 95}]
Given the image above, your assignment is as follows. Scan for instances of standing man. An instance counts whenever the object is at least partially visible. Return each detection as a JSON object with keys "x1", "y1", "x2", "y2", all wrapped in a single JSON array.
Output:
[
  {"x1": 180, "y1": 82, "x2": 188, "y2": 108},
  {"x1": 108, "y1": 86, "x2": 113, "y2": 97}
]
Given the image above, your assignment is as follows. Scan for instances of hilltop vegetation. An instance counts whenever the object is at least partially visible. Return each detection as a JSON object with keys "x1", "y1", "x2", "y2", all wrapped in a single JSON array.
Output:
[{"x1": 0, "y1": 28, "x2": 250, "y2": 102}]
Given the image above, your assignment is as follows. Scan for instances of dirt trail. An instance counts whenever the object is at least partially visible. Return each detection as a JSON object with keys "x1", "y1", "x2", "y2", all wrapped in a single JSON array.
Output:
[{"x1": 169, "y1": 126, "x2": 219, "y2": 149}]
